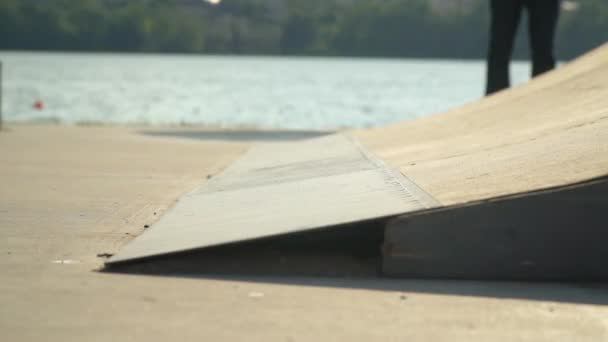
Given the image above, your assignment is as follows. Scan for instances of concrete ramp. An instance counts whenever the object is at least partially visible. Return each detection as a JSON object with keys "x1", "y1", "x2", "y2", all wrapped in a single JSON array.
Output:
[{"x1": 108, "y1": 134, "x2": 439, "y2": 264}]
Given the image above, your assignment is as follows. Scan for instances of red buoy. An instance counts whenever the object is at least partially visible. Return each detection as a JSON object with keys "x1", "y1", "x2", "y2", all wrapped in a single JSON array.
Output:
[{"x1": 33, "y1": 100, "x2": 44, "y2": 110}]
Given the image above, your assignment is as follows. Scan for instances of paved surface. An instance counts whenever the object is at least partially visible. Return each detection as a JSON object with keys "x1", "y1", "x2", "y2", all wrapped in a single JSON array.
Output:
[{"x1": 2, "y1": 126, "x2": 607, "y2": 341}]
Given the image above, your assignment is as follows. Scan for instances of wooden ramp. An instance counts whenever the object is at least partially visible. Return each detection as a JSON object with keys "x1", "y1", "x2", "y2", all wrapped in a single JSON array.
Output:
[
  {"x1": 383, "y1": 176, "x2": 608, "y2": 280},
  {"x1": 356, "y1": 43, "x2": 608, "y2": 206},
  {"x1": 108, "y1": 44, "x2": 608, "y2": 279}
]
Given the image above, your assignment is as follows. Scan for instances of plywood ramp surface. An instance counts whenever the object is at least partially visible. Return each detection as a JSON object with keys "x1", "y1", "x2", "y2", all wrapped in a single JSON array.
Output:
[
  {"x1": 109, "y1": 134, "x2": 438, "y2": 264},
  {"x1": 355, "y1": 44, "x2": 608, "y2": 205}
]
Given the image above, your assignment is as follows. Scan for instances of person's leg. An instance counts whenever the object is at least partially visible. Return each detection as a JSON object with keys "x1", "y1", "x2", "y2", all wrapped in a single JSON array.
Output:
[
  {"x1": 486, "y1": 0, "x2": 525, "y2": 95},
  {"x1": 526, "y1": 0, "x2": 560, "y2": 77}
]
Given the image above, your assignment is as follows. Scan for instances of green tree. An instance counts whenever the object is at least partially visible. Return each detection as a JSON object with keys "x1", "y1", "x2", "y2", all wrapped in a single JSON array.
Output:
[{"x1": 0, "y1": 0, "x2": 606, "y2": 59}]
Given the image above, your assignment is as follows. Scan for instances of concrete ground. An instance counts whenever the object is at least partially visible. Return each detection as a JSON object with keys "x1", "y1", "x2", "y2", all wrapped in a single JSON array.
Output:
[{"x1": 1, "y1": 125, "x2": 607, "y2": 341}]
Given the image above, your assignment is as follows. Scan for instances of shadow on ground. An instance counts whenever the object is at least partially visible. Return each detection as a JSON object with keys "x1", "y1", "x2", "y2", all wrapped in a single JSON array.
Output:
[
  {"x1": 140, "y1": 129, "x2": 334, "y2": 142},
  {"x1": 104, "y1": 219, "x2": 608, "y2": 306}
]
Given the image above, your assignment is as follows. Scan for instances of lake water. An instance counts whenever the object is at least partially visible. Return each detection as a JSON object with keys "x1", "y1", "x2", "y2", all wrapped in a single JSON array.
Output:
[{"x1": 0, "y1": 52, "x2": 531, "y2": 130}]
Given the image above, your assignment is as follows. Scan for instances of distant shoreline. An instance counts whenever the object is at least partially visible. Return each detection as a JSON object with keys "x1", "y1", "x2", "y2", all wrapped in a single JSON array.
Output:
[{"x1": 0, "y1": 49, "x2": 575, "y2": 63}]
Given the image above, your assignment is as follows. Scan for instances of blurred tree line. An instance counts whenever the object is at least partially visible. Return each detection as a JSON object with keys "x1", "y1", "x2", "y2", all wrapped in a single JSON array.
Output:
[{"x1": 0, "y1": 0, "x2": 606, "y2": 59}]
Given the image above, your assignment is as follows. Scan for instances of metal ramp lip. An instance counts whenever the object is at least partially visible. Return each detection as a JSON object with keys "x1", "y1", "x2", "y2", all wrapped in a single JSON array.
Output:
[
  {"x1": 347, "y1": 135, "x2": 441, "y2": 209},
  {"x1": 107, "y1": 134, "x2": 439, "y2": 265}
]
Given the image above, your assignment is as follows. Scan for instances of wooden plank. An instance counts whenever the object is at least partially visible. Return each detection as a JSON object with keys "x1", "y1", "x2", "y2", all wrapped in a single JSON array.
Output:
[{"x1": 383, "y1": 176, "x2": 608, "y2": 280}]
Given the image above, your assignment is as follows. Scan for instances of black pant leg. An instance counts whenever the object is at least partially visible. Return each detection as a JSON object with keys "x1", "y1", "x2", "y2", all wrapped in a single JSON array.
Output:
[
  {"x1": 526, "y1": 0, "x2": 560, "y2": 77},
  {"x1": 486, "y1": 0, "x2": 525, "y2": 95}
]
